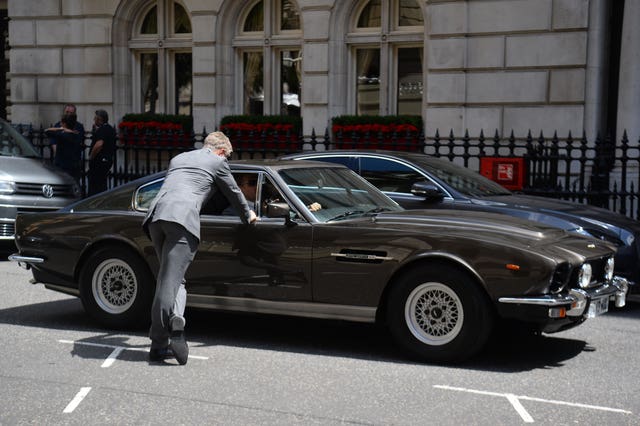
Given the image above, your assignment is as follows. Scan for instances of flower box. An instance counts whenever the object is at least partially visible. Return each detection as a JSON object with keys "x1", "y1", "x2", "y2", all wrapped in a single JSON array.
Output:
[
  {"x1": 118, "y1": 113, "x2": 193, "y2": 147},
  {"x1": 332, "y1": 115, "x2": 422, "y2": 151},
  {"x1": 220, "y1": 115, "x2": 302, "y2": 151}
]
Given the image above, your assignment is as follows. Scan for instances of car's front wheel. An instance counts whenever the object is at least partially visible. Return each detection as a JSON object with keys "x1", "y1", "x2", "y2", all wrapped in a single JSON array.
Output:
[
  {"x1": 387, "y1": 264, "x2": 494, "y2": 363},
  {"x1": 79, "y1": 246, "x2": 154, "y2": 329}
]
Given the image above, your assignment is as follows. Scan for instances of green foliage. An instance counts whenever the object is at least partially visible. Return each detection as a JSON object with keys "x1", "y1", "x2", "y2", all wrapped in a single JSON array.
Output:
[{"x1": 120, "y1": 113, "x2": 193, "y2": 132}]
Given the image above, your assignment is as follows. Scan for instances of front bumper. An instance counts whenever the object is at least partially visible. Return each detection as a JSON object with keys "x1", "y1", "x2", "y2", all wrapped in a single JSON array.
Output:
[
  {"x1": 8, "y1": 253, "x2": 45, "y2": 267},
  {"x1": 497, "y1": 276, "x2": 628, "y2": 332}
]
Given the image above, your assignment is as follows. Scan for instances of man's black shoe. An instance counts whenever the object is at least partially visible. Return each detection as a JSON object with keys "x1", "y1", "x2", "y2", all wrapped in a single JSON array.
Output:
[
  {"x1": 169, "y1": 315, "x2": 189, "y2": 365},
  {"x1": 148, "y1": 347, "x2": 173, "y2": 362}
]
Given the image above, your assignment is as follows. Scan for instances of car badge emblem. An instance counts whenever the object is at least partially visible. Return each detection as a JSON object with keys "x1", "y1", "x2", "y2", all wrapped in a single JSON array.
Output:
[{"x1": 42, "y1": 184, "x2": 54, "y2": 198}]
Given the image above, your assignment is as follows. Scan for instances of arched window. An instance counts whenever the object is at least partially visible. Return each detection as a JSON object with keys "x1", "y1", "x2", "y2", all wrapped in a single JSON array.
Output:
[
  {"x1": 236, "y1": 0, "x2": 302, "y2": 116},
  {"x1": 129, "y1": 1, "x2": 193, "y2": 115},
  {"x1": 348, "y1": 0, "x2": 424, "y2": 115}
]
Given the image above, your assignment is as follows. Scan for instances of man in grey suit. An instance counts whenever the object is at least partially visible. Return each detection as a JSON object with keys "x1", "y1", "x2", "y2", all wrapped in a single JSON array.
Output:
[{"x1": 142, "y1": 131, "x2": 257, "y2": 364}]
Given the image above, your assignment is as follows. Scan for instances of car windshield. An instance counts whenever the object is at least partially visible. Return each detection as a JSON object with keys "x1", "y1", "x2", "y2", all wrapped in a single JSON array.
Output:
[
  {"x1": 411, "y1": 155, "x2": 512, "y2": 197},
  {"x1": 0, "y1": 121, "x2": 41, "y2": 158},
  {"x1": 278, "y1": 167, "x2": 403, "y2": 222}
]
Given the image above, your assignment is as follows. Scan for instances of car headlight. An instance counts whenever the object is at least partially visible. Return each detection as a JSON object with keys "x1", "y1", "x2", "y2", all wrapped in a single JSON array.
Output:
[
  {"x1": 578, "y1": 263, "x2": 593, "y2": 288},
  {"x1": 604, "y1": 257, "x2": 615, "y2": 282},
  {"x1": 0, "y1": 180, "x2": 16, "y2": 194}
]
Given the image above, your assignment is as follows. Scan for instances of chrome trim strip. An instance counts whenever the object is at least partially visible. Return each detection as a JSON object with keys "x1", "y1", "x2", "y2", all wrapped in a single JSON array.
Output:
[
  {"x1": 498, "y1": 295, "x2": 576, "y2": 306},
  {"x1": 8, "y1": 254, "x2": 45, "y2": 264},
  {"x1": 187, "y1": 294, "x2": 377, "y2": 323},
  {"x1": 331, "y1": 252, "x2": 393, "y2": 261},
  {"x1": 499, "y1": 280, "x2": 624, "y2": 308}
]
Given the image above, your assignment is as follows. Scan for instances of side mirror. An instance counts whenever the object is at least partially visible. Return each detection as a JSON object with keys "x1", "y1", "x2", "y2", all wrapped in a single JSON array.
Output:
[
  {"x1": 265, "y1": 201, "x2": 298, "y2": 227},
  {"x1": 265, "y1": 201, "x2": 290, "y2": 218},
  {"x1": 411, "y1": 182, "x2": 445, "y2": 202}
]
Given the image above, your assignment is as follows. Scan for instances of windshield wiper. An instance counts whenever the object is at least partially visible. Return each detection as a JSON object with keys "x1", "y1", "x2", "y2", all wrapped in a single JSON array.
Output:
[
  {"x1": 364, "y1": 207, "x2": 391, "y2": 215},
  {"x1": 327, "y1": 210, "x2": 364, "y2": 222}
]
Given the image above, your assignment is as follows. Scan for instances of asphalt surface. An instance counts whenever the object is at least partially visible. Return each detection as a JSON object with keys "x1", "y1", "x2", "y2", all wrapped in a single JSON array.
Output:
[{"x1": 1, "y1": 245, "x2": 639, "y2": 425}]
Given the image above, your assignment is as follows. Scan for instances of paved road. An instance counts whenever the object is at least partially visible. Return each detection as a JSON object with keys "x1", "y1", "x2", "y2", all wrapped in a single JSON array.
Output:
[{"x1": 0, "y1": 251, "x2": 639, "y2": 425}]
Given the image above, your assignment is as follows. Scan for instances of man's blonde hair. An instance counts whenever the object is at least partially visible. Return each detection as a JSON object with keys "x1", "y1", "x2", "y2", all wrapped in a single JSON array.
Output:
[{"x1": 203, "y1": 131, "x2": 233, "y2": 155}]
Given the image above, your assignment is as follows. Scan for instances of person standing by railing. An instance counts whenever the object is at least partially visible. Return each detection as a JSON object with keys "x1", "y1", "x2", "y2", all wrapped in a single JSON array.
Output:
[
  {"x1": 88, "y1": 110, "x2": 116, "y2": 196},
  {"x1": 44, "y1": 113, "x2": 83, "y2": 183}
]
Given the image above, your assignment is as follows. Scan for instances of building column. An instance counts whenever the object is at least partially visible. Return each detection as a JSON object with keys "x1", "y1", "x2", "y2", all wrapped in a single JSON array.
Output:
[{"x1": 616, "y1": 1, "x2": 640, "y2": 142}]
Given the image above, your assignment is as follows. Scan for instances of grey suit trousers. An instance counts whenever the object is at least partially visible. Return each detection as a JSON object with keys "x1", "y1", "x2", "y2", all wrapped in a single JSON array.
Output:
[{"x1": 148, "y1": 220, "x2": 198, "y2": 349}]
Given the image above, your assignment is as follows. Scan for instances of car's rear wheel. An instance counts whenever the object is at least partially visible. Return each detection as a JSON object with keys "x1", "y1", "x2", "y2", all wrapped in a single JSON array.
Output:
[
  {"x1": 387, "y1": 264, "x2": 494, "y2": 363},
  {"x1": 79, "y1": 246, "x2": 153, "y2": 329}
]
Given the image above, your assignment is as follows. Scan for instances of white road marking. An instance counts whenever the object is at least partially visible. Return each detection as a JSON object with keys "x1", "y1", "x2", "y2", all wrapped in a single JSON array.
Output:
[
  {"x1": 434, "y1": 385, "x2": 633, "y2": 423},
  {"x1": 58, "y1": 339, "x2": 209, "y2": 366},
  {"x1": 506, "y1": 393, "x2": 534, "y2": 423},
  {"x1": 102, "y1": 347, "x2": 124, "y2": 368},
  {"x1": 63, "y1": 387, "x2": 91, "y2": 413}
]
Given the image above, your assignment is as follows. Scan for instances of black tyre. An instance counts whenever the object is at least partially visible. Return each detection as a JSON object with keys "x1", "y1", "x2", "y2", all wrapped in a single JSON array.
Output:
[
  {"x1": 79, "y1": 246, "x2": 154, "y2": 329},
  {"x1": 387, "y1": 264, "x2": 494, "y2": 363}
]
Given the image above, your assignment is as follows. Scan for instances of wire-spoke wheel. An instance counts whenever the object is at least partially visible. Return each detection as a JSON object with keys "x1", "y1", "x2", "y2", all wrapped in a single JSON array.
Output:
[
  {"x1": 387, "y1": 264, "x2": 494, "y2": 363},
  {"x1": 405, "y1": 282, "x2": 464, "y2": 346},
  {"x1": 80, "y1": 246, "x2": 153, "y2": 329},
  {"x1": 92, "y1": 258, "x2": 138, "y2": 315}
]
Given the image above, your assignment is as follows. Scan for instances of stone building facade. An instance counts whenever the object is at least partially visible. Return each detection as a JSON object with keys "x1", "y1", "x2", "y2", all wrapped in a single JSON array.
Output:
[{"x1": 4, "y1": 0, "x2": 639, "y2": 141}]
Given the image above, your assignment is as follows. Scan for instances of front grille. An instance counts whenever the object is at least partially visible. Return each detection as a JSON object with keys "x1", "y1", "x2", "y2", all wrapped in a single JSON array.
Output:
[
  {"x1": 589, "y1": 257, "x2": 608, "y2": 285},
  {"x1": 15, "y1": 182, "x2": 76, "y2": 198},
  {"x1": 0, "y1": 222, "x2": 14, "y2": 238}
]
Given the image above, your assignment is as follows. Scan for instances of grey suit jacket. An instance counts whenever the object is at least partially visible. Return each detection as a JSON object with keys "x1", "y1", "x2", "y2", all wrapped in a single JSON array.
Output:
[{"x1": 142, "y1": 147, "x2": 252, "y2": 241}]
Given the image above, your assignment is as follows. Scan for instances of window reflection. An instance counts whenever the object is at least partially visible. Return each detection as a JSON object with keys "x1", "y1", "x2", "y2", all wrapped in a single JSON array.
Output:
[
  {"x1": 141, "y1": 53, "x2": 158, "y2": 113},
  {"x1": 281, "y1": 0, "x2": 300, "y2": 30},
  {"x1": 281, "y1": 50, "x2": 301, "y2": 116},
  {"x1": 174, "y1": 3, "x2": 192, "y2": 33},
  {"x1": 244, "y1": 1, "x2": 264, "y2": 32},
  {"x1": 244, "y1": 52, "x2": 264, "y2": 115},
  {"x1": 356, "y1": 48, "x2": 380, "y2": 115},
  {"x1": 399, "y1": 0, "x2": 423, "y2": 26},
  {"x1": 175, "y1": 53, "x2": 192, "y2": 115},
  {"x1": 397, "y1": 47, "x2": 422, "y2": 115},
  {"x1": 239, "y1": 1, "x2": 302, "y2": 115},
  {"x1": 141, "y1": 6, "x2": 157, "y2": 34},
  {"x1": 358, "y1": 0, "x2": 381, "y2": 28}
]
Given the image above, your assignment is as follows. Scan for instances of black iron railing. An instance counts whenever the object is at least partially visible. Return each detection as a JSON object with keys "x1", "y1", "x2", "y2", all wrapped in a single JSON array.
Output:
[{"x1": 13, "y1": 123, "x2": 639, "y2": 219}]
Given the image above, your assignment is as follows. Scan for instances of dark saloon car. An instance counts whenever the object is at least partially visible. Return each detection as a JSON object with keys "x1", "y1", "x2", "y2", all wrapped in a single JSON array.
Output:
[
  {"x1": 0, "y1": 118, "x2": 81, "y2": 241},
  {"x1": 10, "y1": 160, "x2": 627, "y2": 362},
  {"x1": 282, "y1": 150, "x2": 640, "y2": 300}
]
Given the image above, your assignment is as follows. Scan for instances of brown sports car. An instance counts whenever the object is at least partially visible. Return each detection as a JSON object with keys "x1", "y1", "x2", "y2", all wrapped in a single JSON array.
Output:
[{"x1": 10, "y1": 160, "x2": 628, "y2": 362}]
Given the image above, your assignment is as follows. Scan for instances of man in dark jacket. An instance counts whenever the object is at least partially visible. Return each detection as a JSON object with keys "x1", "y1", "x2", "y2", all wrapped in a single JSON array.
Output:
[{"x1": 88, "y1": 109, "x2": 116, "y2": 196}]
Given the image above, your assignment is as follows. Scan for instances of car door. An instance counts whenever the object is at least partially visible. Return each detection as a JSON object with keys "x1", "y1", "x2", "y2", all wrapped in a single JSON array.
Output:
[
  {"x1": 187, "y1": 171, "x2": 313, "y2": 302},
  {"x1": 309, "y1": 223, "x2": 400, "y2": 309}
]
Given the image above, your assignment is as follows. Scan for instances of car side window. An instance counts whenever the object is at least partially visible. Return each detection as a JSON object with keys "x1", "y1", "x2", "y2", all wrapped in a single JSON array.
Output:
[
  {"x1": 360, "y1": 157, "x2": 428, "y2": 193},
  {"x1": 134, "y1": 179, "x2": 163, "y2": 211},
  {"x1": 202, "y1": 172, "x2": 291, "y2": 219},
  {"x1": 308, "y1": 156, "x2": 358, "y2": 172}
]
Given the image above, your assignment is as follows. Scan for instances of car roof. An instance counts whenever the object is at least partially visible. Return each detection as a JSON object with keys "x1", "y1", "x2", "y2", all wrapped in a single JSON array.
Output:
[
  {"x1": 280, "y1": 149, "x2": 429, "y2": 161},
  {"x1": 230, "y1": 158, "x2": 347, "y2": 171}
]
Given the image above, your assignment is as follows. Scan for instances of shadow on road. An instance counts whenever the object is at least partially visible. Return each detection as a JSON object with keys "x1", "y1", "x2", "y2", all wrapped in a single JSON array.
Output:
[
  {"x1": 0, "y1": 241, "x2": 16, "y2": 260},
  {"x1": 0, "y1": 294, "x2": 604, "y2": 372}
]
